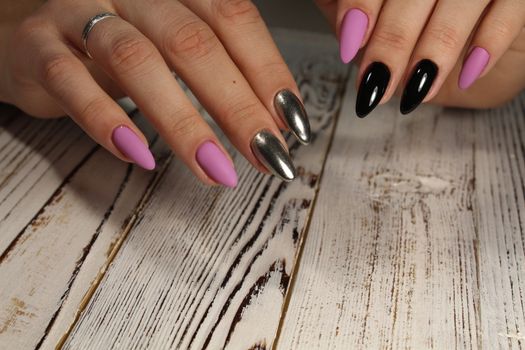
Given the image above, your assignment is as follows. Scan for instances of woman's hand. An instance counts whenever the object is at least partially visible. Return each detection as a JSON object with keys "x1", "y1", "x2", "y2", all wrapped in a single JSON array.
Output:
[
  {"x1": 316, "y1": 0, "x2": 525, "y2": 115},
  {"x1": 0, "y1": 0, "x2": 311, "y2": 186}
]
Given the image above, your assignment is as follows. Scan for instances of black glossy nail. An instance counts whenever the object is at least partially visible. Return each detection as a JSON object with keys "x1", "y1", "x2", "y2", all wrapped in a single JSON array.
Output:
[
  {"x1": 400, "y1": 59, "x2": 438, "y2": 114},
  {"x1": 356, "y1": 62, "x2": 390, "y2": 118}
]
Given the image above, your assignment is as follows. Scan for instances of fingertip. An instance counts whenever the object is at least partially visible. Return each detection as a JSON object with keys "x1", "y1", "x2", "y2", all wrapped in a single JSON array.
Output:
[
  {"x1": 112, "y1": 125, "x2": 156, "y2": 170},
  {"x1": 196, "y1": 140, "x2": 239, "y2": 188},
  {"x1": 339, "y1": 8, "x2": 369, "y2": 64},
  {"x1": 458, "y1": 47, "x2": 490, "y2": 90}
]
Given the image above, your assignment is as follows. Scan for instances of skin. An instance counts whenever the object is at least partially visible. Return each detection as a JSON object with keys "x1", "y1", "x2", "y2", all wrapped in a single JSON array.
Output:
[
  {"x1": 316, "y1": 0, "x2": 525, "y2": 109},
  {"x1": 0, "y1": 0, "x2": 301, "y2": 186},
  {"x1": 0, "y1": 0, "x2": 524, "y2": 184}
]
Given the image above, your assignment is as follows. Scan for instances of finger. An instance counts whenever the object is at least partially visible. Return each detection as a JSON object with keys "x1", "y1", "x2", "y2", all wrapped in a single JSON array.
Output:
[
  {"x1": 401, "y1": 0, "x2": 491, "y2": 113},
  {"x1": 113, "y1": 0, "x2": 296, "y2": 181},
  {"x1": 335, "y1": 0, "x2": 384, "y2": 64},
  {"x1": 354, "y1": 0, "x2": 436, "y2": 117},
  {"x1": 180, "y1": 0, "x2": 312, "y2": 145},
  {"x1": 433, "y1": 42, "x2": 525, "y2": 109},
  {"x1": 26, "y1": 30, "x2": 155, "y2": 170},
  {"x1": 457, "y1": 0, "x2": 525, "y2": 90},
  {"x1": 56, "y1": 5, "x2": 238, "y2": 187}
]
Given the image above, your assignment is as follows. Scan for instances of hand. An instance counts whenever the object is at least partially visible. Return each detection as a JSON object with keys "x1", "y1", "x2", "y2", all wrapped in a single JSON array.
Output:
[
  {"x1": 316, "y1": 0, "x2": 525, "y2": 115},
  {"x1": 0, "y1": 0, "x2": 311, "y2": 186}
]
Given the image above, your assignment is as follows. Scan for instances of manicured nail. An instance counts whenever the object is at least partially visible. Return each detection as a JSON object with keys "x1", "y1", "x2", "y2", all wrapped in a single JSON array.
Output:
[
  {"x1": 340, "y1": 8, "x2": 368, "y2": 64},
  {"x1": 459, "y1": 47, "x2": 490, "y2": 90},
  {"x1": 251, "y1": 130, "x2": 296, "y2": 182},
  {"x1": 274, "y1": 89, "x2": 311, "y2": 145},
  {"x1": 356, "y1": 62, "x2": 390, "y2": 118},
  {"x1": 112, "y1": 126, "x2": 155, "y2": 170},
  {"x1": 400, "y1": 59, "x2": 438, "y2": 114},
  {"x1": 196, "y1": 141, "x2": 238, "y2": 188}
]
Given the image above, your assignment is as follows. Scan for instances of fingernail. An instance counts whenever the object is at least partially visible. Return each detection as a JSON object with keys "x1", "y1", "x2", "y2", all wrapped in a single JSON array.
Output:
[
  {"x1": 274, "y1": 89, "x2": 311, "y2": 145},
  {"x1": 196, "y1": 141, "x2": 238, "y2": 188},
  {"x1": 112, "y1": 126, "x2": 155, "y2": 170},
  {"x1": 459, "y1": 47, "x2": 490, "y2": 90},
  {"x1": 356, "y1": 62, "x2": 390, "y2": 118},
  {"x1": 340, "y1": 8, "x2": 368, "y2": 64},
  {"x1": 251, "y1": 130, "x2": 296, "y2": 182},
  {"x1": 400, "y1": 59, "x2": 438, "y2": 114}
]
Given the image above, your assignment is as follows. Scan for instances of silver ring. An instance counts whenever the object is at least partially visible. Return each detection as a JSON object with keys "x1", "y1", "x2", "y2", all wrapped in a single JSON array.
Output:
[{"x1": 81, "y1": 12, "x2": 117, "y2": 59}]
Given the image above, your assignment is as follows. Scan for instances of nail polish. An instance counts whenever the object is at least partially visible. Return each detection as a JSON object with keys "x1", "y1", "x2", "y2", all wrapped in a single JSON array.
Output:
[
  {"x1": 112, "y1": 126, "x2": 155, "y2": 170},
  {"x1": 400, "y1": 59, "x2": 438, "y2": 114},
  {"x1": 196, "y1": 141, "x2": 238, "y2": 188},
  {"x1": 251, "y1": 130, "x2": 296, "y2": 182},
  {"x1": 459, "y1": 47, "x2": 490, "y2": 90},
  {"x1": 340, "y1": 9, "x2": 368, "y2": 63},
  {"x1": 356, "y1": 62, "x2": 390, "y2": 118},
  {"x1": 274, "y1": 89, "x2": 311, "y2": 145}
]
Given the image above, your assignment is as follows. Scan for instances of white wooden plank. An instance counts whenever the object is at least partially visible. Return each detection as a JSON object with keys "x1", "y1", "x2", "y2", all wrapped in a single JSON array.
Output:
[
  {"x1": 474, "y1": 98, "x2": 525, "y2": 349},
  {"x1": 0, "y1": 106, "x2": 165, "y2": 349},
  {"x1": 0, "y1": 112, "x2": 93, "y2": 255},
  {"x1": 278, "y1": 78, "x2": 525, "y2": 349},
  {"x1": 61, "y1": 30, "x2": 349, "y2": 350}
]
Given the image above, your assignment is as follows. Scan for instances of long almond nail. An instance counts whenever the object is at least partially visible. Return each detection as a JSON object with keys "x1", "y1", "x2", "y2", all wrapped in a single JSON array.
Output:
[
  {"x1": 251, "y1": 130, "x2": 296, "y2": 182},
  {"x1": 459, "y1": 47, "x2": 490, "y2": 90},
  {"x1": 400, "y1": 59, "x2": 438, "y2": 114},
  {"x1": 356, "y1": 62, "x2": 390, "y2": 118},
  {"x1": 112, "y1": 126, "x2": 155, "y2": 170},
  {"x1": 196, "y1": 141, "x2": 238, "y2": 188},
  {"x1": 340, "y1": 8, "x2": 368, "y2": 64},
  {"x1": 274, "y1": 89, "x2": 311, "y2": 145}
]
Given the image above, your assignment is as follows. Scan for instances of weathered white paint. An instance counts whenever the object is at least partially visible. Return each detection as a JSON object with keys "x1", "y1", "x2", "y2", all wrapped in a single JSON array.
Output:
[
  {"x1": 61, "y1": 30, "x2": 348, "y2": 350},
  {"x1": 0, "y1": 29, "x2": 523, "y2": 350},
  {"x1": 0, "y1": 109, "x2": 164, "y2": 349},
  {"x1": 278, "y1": 83, "x2": 525, "y2": 349}
]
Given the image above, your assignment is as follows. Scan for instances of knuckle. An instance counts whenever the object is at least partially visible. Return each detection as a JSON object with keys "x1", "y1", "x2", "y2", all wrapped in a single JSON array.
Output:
[
  {"x1": 40, "y1": 54, "x2": 76, "y2": 86},
  {"x1": 141, "y1": 0, "x2": 165, "y2": 8},
  {"x1": 427, "y1": 22, "x2": 461, "y2": 51},
  {"x1": 109, "y1": 34, "x2": 157, "y2": 74},
  {"x1": 79, "y1": 97, "x2": 110, "y2": 124},
  {"x1": 223, "y1": 100, "x2": 259, "y2": 127},
  {"x1": 253, "y1": 61, "x2": 291, "y2": 81},
  {"x1": 212, "y1": 0, "x2": 262, "y2": 25},
  {"x1": 167, "y1": 110, "x2": 199, "y2": 138},
  {"x1": 489, "y1": 17, "x2": 513, "y2": 39},
  {"x1": 166, "y1": 19, "x2": 218, "y2": 60},
  {"x1": 16, "y1": 16, "x2": 48, "y2": 40},
  {"x1": 373, "y1": 23, "x2": 411, "y2": 51}
]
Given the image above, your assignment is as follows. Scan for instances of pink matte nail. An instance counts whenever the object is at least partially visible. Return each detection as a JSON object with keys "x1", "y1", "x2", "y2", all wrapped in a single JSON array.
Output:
[
  {"x1": 112, "y1": 126, "x2": 155, "y2": 170},
  {"x1": 459, "y1": 47, "x2": 490, "y2": 90},
  {"x1": 340, "y1": 8, "x2": 369, "y2": 64},
  {"x1": 196, "y1": 141, "x2": 238, "y2": 188}
]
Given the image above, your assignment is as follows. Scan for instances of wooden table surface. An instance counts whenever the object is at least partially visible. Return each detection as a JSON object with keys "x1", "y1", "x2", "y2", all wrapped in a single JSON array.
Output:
[{"x1": 0, "y1": 29, "x2": 524, "y2": 350}]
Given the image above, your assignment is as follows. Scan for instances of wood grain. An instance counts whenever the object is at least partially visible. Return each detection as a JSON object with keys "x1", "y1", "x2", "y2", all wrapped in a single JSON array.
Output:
[
  {"x1": 61, "y1": 30, "x2": 349, "y2": 350},
  {"x1": 278, "y1": 83, "x2": 525, "y2": 349},
  {"x1": 0, "y1": 103, "x2": 166, "y2": 349},
  {"x1": 2, "y1": 28, "x2": 523, "y2": 350}
]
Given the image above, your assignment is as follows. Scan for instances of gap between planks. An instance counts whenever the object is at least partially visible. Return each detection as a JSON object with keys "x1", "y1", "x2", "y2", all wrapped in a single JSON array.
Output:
[
  {"x1": 59, "y1": 30, "x2": 350, "y2": 349},
  {"x1": 271, "y1": 67, "x2": 352, "y2": 350},
  {"x1": 55, "y1": 152, "x2": 174, "y2": 349}
]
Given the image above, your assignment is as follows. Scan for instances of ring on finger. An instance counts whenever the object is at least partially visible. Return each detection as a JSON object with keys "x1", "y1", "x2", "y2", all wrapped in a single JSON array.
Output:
[{"x1": 81, "y1": 12, "x2": 118, "y2": 59}]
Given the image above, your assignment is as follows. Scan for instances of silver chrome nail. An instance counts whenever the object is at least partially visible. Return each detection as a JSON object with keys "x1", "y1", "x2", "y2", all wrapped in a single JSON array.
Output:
[
  {"x1": 274, "y1": 89, "x2": 311, "y2": 145},
  {"x1": 251, "y1": 130, "x2": 297, "y2": 182}
]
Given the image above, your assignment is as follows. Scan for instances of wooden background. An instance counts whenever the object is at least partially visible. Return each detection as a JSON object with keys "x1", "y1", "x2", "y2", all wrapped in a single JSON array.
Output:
[{"x1": 0, "y1": 29, "x2": 524, "y2": 350}]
